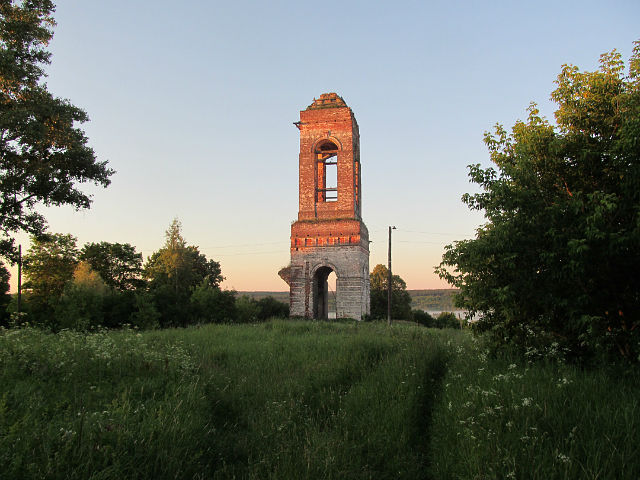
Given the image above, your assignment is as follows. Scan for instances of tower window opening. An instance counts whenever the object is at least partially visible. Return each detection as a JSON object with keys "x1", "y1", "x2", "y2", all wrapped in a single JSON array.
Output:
[{"x1": 316, "y1": 141, "x2": 339, "y2": 203}]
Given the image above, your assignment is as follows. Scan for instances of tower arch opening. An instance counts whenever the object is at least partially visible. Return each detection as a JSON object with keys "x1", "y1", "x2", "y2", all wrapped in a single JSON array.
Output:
[
  {"x1": 312, "y1": 266, "x2": 334, "y2": 320},
  {"x1": 327, "y1": 270, "x2": 337, "y2": 319}
]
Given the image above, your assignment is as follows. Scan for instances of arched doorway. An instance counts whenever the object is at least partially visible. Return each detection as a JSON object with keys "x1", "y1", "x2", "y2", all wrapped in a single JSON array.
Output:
[
  {"x1": 312, "y1": 265, "x2": 337, "y2": 320},
  {"x1": 327, "y1": 270, "x2": 337, "y2": 319}
]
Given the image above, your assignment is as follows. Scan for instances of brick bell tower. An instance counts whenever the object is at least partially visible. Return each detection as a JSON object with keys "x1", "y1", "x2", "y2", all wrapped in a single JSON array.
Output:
[{"x1": 279, "y1": 93, "x2": 370, "y2": 319}]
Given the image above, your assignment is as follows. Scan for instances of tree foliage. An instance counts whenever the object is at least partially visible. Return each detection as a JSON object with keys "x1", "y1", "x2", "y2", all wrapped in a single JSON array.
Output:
[
  {"x1": 144, "y1": 219, "x2": 225, "y2": 327},
  {"x1": 370, "y1": 264, "x2": 412, "y2": 320},
  {"x1": 190, "y1": 281, "x2": 236, "y2": 324},
  {"x1": 22, "y1": 232, "x2": 77, "y2": 301},
  {"x1": 145, "y1": 219, "x2": 223, "y2": 293},
  {"x1": 10, "y1": 221, "x2": 233, "y2": 330},
  {"x1": 437, "y1": 42, "x2": 640, "y2": 361},
  {"x1": 54, "y1": 262, "x2": 108, "y2": 330},
  {"x1": 0, "y1": 0, "x2": 113, "y2": 261},
  {"x1": 80, "y1": 242, "x2": 144, "y2": 291}
]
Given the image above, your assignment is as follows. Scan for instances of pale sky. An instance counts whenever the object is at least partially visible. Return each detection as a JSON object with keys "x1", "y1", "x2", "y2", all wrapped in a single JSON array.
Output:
[{"x1": 8, "y1": 0, "x2": 640, "y2": 292}]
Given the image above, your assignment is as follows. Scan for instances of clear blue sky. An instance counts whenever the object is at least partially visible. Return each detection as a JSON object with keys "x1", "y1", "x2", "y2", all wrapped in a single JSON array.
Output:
[{"x1": 9, "y1": 0, "x2": 640, "y2": 291}]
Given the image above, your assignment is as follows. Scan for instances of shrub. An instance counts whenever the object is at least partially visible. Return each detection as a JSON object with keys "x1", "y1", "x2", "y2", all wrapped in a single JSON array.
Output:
[
  {"x1": 189, "y1": 282, "x2": 237, "y2": 324},
  {"x1": 255, "y1": 296, "x2": 289, "y2": 321},
  {"x1": 235, "y1": 295, "x2": 260, "y2": 323},
  {"x1": 435, "y1": 312, "x2": 461, "y2": 329},
  {"x1": 412, "y1": 309, "x2": 434, "y2": 327}
]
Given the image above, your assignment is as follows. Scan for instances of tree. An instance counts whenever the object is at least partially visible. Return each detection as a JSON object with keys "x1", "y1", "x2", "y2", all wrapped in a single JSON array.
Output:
[
  {"x1": 22, "y1": 232, "x2": 77, "y2": 302},
  {"x1": 144, "y1": 219, "x2": 224, "y2": 327},
  {"x1": 437, "y1": 42, "x2": 640, "y2": 361},
  {"x1": 54, "y1": 261, "x2": 108, "y2": 330},
  {"x1": 145, "y1": 219, "x2": 223, "y2": 293},
  {"x1": 20, "y1": 232, "x2": 78, "y2": 326},
  {"x1": 80, "y1": 242, "x2": 144, "y2": 291},
  {"x1": 370, "y1": 264, "x2": 412, "y2": 320},
  {"x1": 0, "y1": 1, "x2": 113, "y2": 262}
]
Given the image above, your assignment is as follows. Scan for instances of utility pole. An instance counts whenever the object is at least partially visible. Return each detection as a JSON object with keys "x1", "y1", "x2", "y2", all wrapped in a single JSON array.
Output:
[
  {"x1": 17, "y1": 244, "x2": 22, "y2": 314},
  {"x1": 387, "y1": 226, "x2": 396, "y2": 325}
]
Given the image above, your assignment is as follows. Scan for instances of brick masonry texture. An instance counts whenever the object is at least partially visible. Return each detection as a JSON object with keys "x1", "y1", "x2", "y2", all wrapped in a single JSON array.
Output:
[{"x1": 280, "y1": 93, "x2": 370, "y2": 319}]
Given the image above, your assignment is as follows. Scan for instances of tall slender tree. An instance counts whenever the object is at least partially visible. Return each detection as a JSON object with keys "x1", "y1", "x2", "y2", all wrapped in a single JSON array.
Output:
[{"x1": 144, "y1": 219, "x2": 224, "y2": 327}]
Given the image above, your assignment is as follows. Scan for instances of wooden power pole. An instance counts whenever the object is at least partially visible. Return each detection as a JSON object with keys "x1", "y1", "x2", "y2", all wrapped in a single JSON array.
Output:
[
  {"x1": 17, "y1": 244, "x2": 22, "y2": 314},
  {"x1": 387, "y1": 226, "x2": 395, "y2": 325}
]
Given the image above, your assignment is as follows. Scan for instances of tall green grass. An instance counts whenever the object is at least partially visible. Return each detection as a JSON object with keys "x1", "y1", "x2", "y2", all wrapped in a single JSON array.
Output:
[
  {"x1": 427, "y1": 333, "x2": 640, "y2": 479},
  {"x1": 2, "y1": 321, "x2": 638, "y2": 479},
  {"x1": 0, "y1": 321, "x2": 447, "y2": 479}
]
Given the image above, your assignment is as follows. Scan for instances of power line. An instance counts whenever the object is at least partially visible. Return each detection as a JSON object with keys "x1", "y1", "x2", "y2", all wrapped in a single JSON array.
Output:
[
  {"x1": 199, "y1": 241, "x2": 284, "y2": 249},
  {"x1": 212, "y1": 250, "x2": 285, "y2": 257},
  {"x1": 396, "y1": 240, "x2": 450, "y2": 245},
  {"x1": 395, "y1": 228, "x2": 474, "y2": 237}
]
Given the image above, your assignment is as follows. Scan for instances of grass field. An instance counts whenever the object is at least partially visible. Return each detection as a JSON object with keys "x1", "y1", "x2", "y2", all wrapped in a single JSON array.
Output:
[{"x1": 1, "y1": 321, "x2": 638, "y2": 479}]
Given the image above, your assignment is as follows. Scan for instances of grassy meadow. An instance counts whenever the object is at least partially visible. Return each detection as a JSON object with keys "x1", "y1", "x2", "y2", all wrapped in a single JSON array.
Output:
[{"x1": 1, "y1": 321, "x2": 638, "y2": 479}]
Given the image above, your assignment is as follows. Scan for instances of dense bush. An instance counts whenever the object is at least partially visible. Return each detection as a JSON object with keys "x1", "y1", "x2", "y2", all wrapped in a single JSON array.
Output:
[
  {"x1": 412, "y1": 310, "x2": 462, "y2": 329},
  {"x1": 190, "y1": 282, "x2": 237, "y2": 324},
  {"x1": 412, "y1": 309, "x2": 434, "y2": 326},
  {"x1": 255, "y1": 296, "x2": 289, "y2": 320}
]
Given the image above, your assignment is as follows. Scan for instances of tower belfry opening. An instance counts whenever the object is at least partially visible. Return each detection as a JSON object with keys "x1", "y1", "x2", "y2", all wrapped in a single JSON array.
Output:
[
  {"x1": 316, "y1": 141, "x2": 338, "y2": 202},
  {"x1": 279, "y1": 93, "x2": 370, "y2": 320}
]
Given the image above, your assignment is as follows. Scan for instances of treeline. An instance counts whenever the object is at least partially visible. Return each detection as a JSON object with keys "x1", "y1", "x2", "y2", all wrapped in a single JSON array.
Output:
[
  {"x1": 0, "y1": 219, "x2": 288, "y2": 331},
  {"x1": 408, "y1": 289, "x2": 458, "y2": 312}
]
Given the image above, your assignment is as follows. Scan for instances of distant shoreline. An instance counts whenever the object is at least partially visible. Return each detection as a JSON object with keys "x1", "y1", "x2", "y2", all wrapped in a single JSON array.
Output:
[{"x1": 237, "y1": 289, "x2": 460, "y2": 313}]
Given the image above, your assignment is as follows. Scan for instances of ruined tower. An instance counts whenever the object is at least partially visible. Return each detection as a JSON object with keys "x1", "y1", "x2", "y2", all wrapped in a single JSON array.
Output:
[{"x1": 280, "y1": 93, "x2": 370, "y2": 319}]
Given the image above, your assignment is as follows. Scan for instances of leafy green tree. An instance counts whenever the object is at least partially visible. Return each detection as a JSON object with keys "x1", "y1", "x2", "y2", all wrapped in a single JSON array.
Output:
[
  {"x1": 23, "y1": 232, "x2": 77, "y2": 301},
  {"x1": 145, "y1": 219, "x2": 223, "y2": 293},
  {"x1": 144, "y1": 219, "x2": 224, "y2": 327},
  {"x1": 21, "y1": 232, "x2": 78, "y2": 326},
  {"x1": 437, "y1": 42, "x2": 640, "y2": 361},
  {"x1": 80, "y1": 242, "x2": 144, "y2": 291},
  {"x1": 0, "y1": 1, "x2": 113, "y2": 261},
  {"x1": 370, "y1": 264, "x2": 412, "y2": 320},
  {"x1": 54, "y1": 261, "x2": 108, "y2": 330}
]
